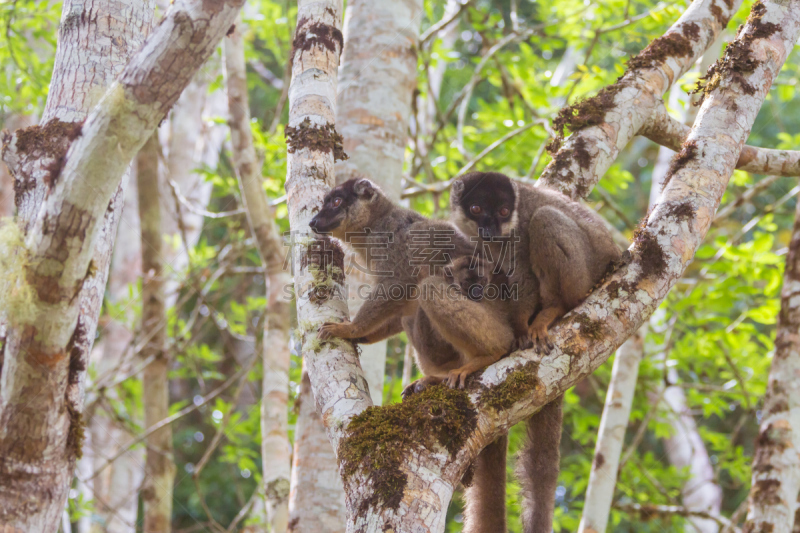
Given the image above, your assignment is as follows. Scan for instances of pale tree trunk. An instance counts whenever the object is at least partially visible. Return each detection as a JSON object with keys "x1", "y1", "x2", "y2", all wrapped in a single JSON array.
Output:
[
  {"x1": 0, "y1": 0, "x2": 244, "y2": 530},
  {"x1": 579, "y1": 326, "x2": 646, "y2": 533},
  {"x1": 287, "y1": 0, "x2": 800, "y2": 529},
  {"x1": 288, "y1": 0, "x2": 421, "y2": 530},
  {"x1": 289, "y1": 370, "x2": 348, "y2": 532},
  {"x1": 742, "y1": 182, "x2": 800, "y2": 533},
  {"x1": 137, "y1": 133, "x2": 175, "y2": 533},
  {"x1": 224, "y1": 18, "x2": 293, "y2": 533},
  {"x1": 335, "y1": 0, "x2": 421, "y2": 401}
]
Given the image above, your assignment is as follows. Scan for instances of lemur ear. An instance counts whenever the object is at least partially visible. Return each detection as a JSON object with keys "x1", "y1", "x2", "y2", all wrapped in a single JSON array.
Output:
[
  {"x1": 354, "y1": 179, "x2": 378, "y2": 201},
  {"x1": 450, "y1": 178, "x2": 465, "y2": 208}
]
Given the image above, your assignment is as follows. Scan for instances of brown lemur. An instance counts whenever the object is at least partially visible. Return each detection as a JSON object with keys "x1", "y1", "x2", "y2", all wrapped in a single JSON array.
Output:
[
  {"x1": 450, "y1": 171, "x2": 622, "y2": 533},
  {"x1": 308, "y1": 178, "x2": 477, "y2": 343},
  {"x1": 310, "y1": 179, "x2": 518, "y2": 533}
]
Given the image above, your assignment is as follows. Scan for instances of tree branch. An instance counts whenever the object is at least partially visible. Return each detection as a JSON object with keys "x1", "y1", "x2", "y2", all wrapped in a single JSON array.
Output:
[{"x1": 640, "y1": 101, "x2": 800, "y2": 176}]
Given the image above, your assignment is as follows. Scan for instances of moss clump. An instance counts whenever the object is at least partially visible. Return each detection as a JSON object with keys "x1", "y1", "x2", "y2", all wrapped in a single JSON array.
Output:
[
  {"x1": 575, "y1": 313, "x2": 604, "y2": 340},
  {"x1": 692, "y1": 1, "x2": 779, "y2": 104},
  {"x1": 548, "y1": 84, "x2": 625, "y2": 153},
  {"x1": 751, "y1": 478, "x2": 781, "y2": 506},
  {"x1": 285, "y1": 117, "x2": 348, "y2": 162},
  {"x1": 662, "y1": 140, "x2": 700, "y2": 191},
  {"x1": 66, "y1": 401, "x2": 86, "y2": 459},
  {"x1": 632, "y1": 222, "x2": 668, "y2": 281},
  {"x1": 479, "y1": 361, "x2": 540, "y2": 411},
  {"x1": 291, "y1": 18, "x2": 344, "y2": 58},
  {"x1": 0, "y1": 219, "x2": 36, "y2": 325},
  {"x1": 664, "y1": 201, "x2": 696, "y2": 222},
  {"x1": 626, "y1": 23, "x2": 697, "y2": 71},
  {"x1": 339, "y1": 385, "x2": 477, "y2": 513}
]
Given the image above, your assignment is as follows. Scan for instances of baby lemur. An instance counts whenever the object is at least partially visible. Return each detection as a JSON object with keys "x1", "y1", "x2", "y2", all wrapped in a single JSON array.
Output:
[
  {"x1": 309, "y1": 178, "x2": 475, "y2": 343},
  {"x1": 401, "y1": 256, "x2": 514, "y2": 533},
  {"x1": 450, "y1": 171, "x2": 622, "y2": 533}
]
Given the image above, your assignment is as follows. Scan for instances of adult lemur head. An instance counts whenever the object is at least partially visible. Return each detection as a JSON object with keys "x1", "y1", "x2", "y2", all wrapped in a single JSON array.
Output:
[
  {"x1": 450, "y1": 171, "x2": 520, "y2": 240},
  {"x1": 309, "y1": 178, "x2": 392, "y2": 240}
]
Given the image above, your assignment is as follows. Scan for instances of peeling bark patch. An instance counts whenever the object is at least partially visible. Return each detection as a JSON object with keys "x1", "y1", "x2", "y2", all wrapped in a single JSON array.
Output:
[
  {"x1": 548, "y1": 84, "x2": 625, "y2": 153},
  {"x1": 288, "y1": 517, "x2": 300, "y2": 532},
  {"x1": 12, "y1": 118, "x2": 83, "y2": 191},
  {"x1": 479, "y1": 361, "x2": 540, "y2": 410},
  {"x1": 751, "y1": 479, "x2": 782, "y2": 506},
  {"x1": 285, "y1": 117, "x2": 349, "y2": 161},
  {"x1": 633, "y1": 225, "x2": 667, "y2": 281},
  {"x1": 756, "y1": 421, "x2": 792, "y2": 452},
  {"x1": 66, "y1": 320, "x2": 89, "y2": 386},
  {"x1": 662, "y1": 140, "x2": 699, "y2": 191},
  {"x1": 339, "y1": 385, "x2": 477, "y2": 514},
  {"x1": 626, "y1": 24, "x2": 697, "y2": 71},
  {"x1": 742, "y1": 524, "x2": 775, "y2": 533},
  {"x1": 291, "y1": 18, "x2": 343, "y2": 59}
]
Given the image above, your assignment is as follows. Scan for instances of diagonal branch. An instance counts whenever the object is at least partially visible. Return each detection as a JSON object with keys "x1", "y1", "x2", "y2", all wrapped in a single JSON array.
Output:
[{"x1": 537, "y1": 0, "x2": 742, "y2": 200}]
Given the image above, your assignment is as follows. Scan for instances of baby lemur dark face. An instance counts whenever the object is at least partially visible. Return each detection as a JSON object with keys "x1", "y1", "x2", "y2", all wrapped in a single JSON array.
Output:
[
  {"x1": 446, "y1": 256, "x2": 491, "y2": 301},
  {"x1": 309, "y1": 178, "x2": 379, "y2": 239},
  {"x1": 453, "y1": 172, "x2": 517, "y2": 240}
]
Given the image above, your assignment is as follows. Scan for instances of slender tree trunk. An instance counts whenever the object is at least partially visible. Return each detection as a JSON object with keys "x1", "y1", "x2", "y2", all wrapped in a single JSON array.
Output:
[
  {"x1": 224, "y1": 18, "x2": 293, "y2": 533},
  {"x1": 289, "y1": 371, "x2": 348, "y2": 532},
  {"x1": 743, "y1": 186, "x2": 800, "y2": 533},
  {"x1": 137, "y1": 133, "x2": 175, "y2": 533},
  {"x1": 579, "y1": 326, "x2": 646, "y2": 533},
  {"x1": 287, "y1": 1, "x2": 422, "y2": 530}
]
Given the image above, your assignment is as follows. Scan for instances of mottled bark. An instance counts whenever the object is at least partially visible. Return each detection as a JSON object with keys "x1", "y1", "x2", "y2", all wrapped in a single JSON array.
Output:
[
  {"x1": 224, "y1": 18, "x2": 292, "y2": 533},
  {"x1": 291, "y1": 0, "x2": 800, "y2": 530},
  {"x1": 0, "y1": 0, "x2": 243, "y2": 530},
  {"x1": 743, "y1": 160, "x2": 800, "y2": 533},
  {"x1": 579, "y1": 326, "x2": 646, "y2": 533},
  {"x1": 137, "y1": 133, "x2": 175, "y2": 533}
]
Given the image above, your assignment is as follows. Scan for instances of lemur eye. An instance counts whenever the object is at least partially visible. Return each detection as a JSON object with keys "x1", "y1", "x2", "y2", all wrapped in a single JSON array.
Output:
[
  {"x1": 499, "y1": 207, "x2": 510, "y2": 217},
  {"x1": 470, "y1": 205, "x2": 482, "y2": 215},
  {"x1": 332, "y1": 197, "x2": 343, "y2": 208}
]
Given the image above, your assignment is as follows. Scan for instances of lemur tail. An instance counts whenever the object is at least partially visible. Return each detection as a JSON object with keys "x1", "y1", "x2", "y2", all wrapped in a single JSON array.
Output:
[
  {"x1": 517, "y1": 396, "x2": 563, "y2": 533},
  {"x1": 463, "y1": 434, "x2": 508, "y2": 533}
]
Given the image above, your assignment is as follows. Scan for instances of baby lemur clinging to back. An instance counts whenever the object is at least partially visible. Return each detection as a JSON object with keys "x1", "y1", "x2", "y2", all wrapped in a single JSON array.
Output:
[
  {"x1": 450, "y1": 171, "x2": 622, "y2": 533},
  {"x1": 402, "y1": 256, "x2": 514, "y2": 533}
]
